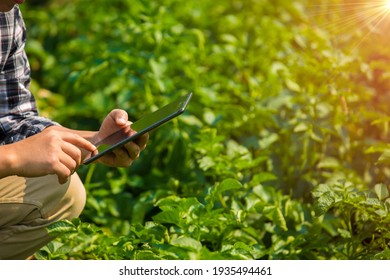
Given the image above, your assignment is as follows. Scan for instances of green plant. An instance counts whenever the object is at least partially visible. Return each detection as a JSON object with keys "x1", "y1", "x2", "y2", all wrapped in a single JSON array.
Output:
[{"x1": 21, "y1": 0, "x2": 390, "y2": 260}]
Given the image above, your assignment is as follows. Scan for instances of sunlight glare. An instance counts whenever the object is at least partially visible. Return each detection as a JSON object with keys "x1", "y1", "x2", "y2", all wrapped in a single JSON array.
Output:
[{"x1": 304, "y1": 1, "x2": 390, "y2": 54}]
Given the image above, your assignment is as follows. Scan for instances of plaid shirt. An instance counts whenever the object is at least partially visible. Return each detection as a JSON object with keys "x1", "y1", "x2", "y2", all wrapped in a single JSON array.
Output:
[{"x1": 0, "y1": 5, "x2": 55, "y2": 145}]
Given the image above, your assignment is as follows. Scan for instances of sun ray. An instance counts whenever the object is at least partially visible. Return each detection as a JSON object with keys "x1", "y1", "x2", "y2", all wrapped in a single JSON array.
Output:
[
  {"x1": 301, "y1": 0, "x2": 390, "y2": 83},
  {"x1": 304, "y1": 0, "x2": 390, "y2": 51}
]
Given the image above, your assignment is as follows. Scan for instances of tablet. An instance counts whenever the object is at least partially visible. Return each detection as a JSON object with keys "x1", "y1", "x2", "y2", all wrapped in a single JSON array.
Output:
[{"x1": 83, "y1": 92, "x2": 192, "y2": 164}]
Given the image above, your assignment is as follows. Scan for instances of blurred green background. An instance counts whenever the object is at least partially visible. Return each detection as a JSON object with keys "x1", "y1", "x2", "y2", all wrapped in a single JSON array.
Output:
[{"x1": 20, "y1": 0, "x2": 390, "y2": 259}]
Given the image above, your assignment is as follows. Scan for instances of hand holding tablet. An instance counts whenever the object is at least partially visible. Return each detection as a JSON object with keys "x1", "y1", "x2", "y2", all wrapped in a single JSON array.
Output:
[{"x1": 83, "y1": 92, "x2": 192, "y2": 165}]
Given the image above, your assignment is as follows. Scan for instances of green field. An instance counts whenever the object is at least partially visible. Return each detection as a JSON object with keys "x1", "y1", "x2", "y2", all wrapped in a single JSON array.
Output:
[{"x1": 23, "y1": 0, "x2": 390, "y2": 259}]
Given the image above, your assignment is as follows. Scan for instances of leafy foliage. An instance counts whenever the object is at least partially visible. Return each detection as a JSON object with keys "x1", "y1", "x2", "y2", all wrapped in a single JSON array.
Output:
[{"x1": 21, "y1": 0, "x2": 390, "y2": 259}]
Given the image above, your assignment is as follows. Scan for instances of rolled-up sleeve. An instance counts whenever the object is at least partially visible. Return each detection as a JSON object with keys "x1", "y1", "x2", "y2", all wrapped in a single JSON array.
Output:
[{"x1": 0, "y1": 5, "x2": 57, "y2": 145}]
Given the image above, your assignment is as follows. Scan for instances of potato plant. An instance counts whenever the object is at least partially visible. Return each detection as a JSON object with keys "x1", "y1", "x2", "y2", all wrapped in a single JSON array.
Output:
[{"x1": 22, "y1": 0, "x2": 390, "y2": 260}]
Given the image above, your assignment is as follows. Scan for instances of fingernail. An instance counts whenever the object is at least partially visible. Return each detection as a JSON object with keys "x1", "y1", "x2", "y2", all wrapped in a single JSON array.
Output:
[
  {"x1": 118, "y1": 117, "x2": 127, "y2": 125},
  {"x1": 134, "y1": 147, "x2": 140, "y2": 158}
]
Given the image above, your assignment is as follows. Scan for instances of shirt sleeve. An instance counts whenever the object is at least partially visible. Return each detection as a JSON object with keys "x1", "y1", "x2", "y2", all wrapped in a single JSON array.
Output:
[{"x1": 0, "y1": 5, "x2": 57, "y2": 145}]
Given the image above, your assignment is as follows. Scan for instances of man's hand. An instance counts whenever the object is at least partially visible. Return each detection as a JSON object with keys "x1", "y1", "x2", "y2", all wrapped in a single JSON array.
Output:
[
  {"x1": 4, "y1": 126, "x2": 97, "y2": 184},
  {"x1": 93, "y1": 109, "x2": 149, "y2": 167}
]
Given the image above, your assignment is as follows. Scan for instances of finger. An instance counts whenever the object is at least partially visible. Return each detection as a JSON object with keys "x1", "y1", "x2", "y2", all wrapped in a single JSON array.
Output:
[
  {"x1": 135, "y1": 133, "x2": 149, "y2": 150},
  {"x1": 96, "y1": 151, "x2": 116, "y2": 167},
  {"x1": 80, "y1": 147, "x2": 98, "y2": 161},
  {"x1": 51, "y1": 160, "x2": 74, "y2": 185},
  {"x1": 61, "y1": 141, "x2": 82, "y2": 169},
  {"x1": 121, "y1": 123, "x2": 133, "y2": 136},
  {"x1": 112, "y1": 147, "x2": 134, "y2": 166},
  {"x1": 61, "y1": 132, "x2": 97, "y2": 153},
  {"x1": 98, "y1": 150, "x2": 132, "y2": 167},
  {"x1": 122, "y1": 141, "x2": 140, "y2": 160},
  {"x1": 57, "y1": 173, "x2": 70, "y2": 185},
  {"x1": 109, "y1": 109, "x2": 128, "y2": 127}
]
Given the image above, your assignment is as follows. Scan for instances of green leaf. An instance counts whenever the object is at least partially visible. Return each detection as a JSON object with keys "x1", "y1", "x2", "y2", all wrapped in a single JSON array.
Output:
[
  {"x1": 217, "y1": 178, "x2": 243, "y2": 193},
  {"x1": 314, "y1": 191, "x2": 336, "y2": 216},
  {"x1": 312, "y1": 184, "x2": 332, "y2": 198},
  {"x1": 273, "y1": 207, "x2": 288, "y2": 231},
  {"x1": 198, "y1": 156, "x2": 215, "y2": 171},
  {"x1": 385, "y1": 198, "x2": 390, "y2": 209},
  {"x1": 337, "y1": 228, "x2": 351, "y2": 239},
  {"x1": 285, "y1": 78, "x2": 301, "y2": 92},
  {"x1": 191, "y1": 28, "x2": 205, "y2": 50},
  {"x1": 47, "y1": 220, "x2": 77, "y2": 235},
  {"x1": 377, "y1": 149, "x2": 390, "y2": 165},
  {"x1": 171, "y1": 236, "x2": 202, "y2": 252},
  {"x1": 374, "y1": 183, "x2": 389, "y2": 201},
  {"x1": 153, "y1": 210, "x2": 181, "y2": 226},
  {"x1": 258, "y1": 133, "x2": 279, "y2": 149},
  {"x1": 317, "y1": 157, "x2": 340, "y2": 169},
  {"x1": 263, "y1": 206, "x2": 287, "y2": 231},
  {"x1": 229, "y1": 242, "x2": 259, "y2": 260},
  {"x1": 133, "y1": 250, "x2": 162, "y2": 260},
  {"x1": 252, "y1": 172, "x2": 278, "y2": 184},
  {"x1": 374, "y1": 248, "x2": 390, "y2": 260}
]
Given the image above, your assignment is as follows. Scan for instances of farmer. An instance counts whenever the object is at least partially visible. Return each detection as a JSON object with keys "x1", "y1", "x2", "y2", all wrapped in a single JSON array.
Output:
[{"x1": 0, "y1": 0, "x2": 148, "y2": 259}]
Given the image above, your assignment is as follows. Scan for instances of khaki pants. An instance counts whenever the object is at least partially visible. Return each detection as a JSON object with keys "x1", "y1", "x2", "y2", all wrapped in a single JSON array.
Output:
[{"x1": 0, "y1": 173, "x2": 86, "y2": 259}]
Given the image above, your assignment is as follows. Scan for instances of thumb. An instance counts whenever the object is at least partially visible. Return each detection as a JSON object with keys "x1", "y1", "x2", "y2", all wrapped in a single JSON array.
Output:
[{"x1": 109, "y1": 109, "x2": 128, "y2": 126}]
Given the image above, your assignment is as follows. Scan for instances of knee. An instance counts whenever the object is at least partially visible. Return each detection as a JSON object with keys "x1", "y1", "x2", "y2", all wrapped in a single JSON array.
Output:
[
  {"x1": 23, "y1": 173, "x2": 86, "y2": 223},
  {"x1": 60, "y1": 173, "x2": 86, "y2": 220},
  {"x1": 0, "y1": 174, "x2": 86, "y2": 259}
]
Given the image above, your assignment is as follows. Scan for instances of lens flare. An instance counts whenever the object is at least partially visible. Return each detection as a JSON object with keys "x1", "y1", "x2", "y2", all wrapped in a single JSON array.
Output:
[{"x1": 305, "y1": 1, "x2": 390, "y2": 46}]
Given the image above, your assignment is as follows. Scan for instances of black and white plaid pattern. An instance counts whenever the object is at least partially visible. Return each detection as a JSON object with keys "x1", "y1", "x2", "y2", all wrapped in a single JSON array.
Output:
[{"x1": 0, "y1": 5, "x2": 55, "y2": 145}]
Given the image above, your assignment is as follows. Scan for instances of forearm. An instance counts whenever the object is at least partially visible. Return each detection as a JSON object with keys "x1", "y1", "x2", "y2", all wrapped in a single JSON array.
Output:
[{"x1": 0, "y1": 145, "x2": 16, "y2": 178}]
